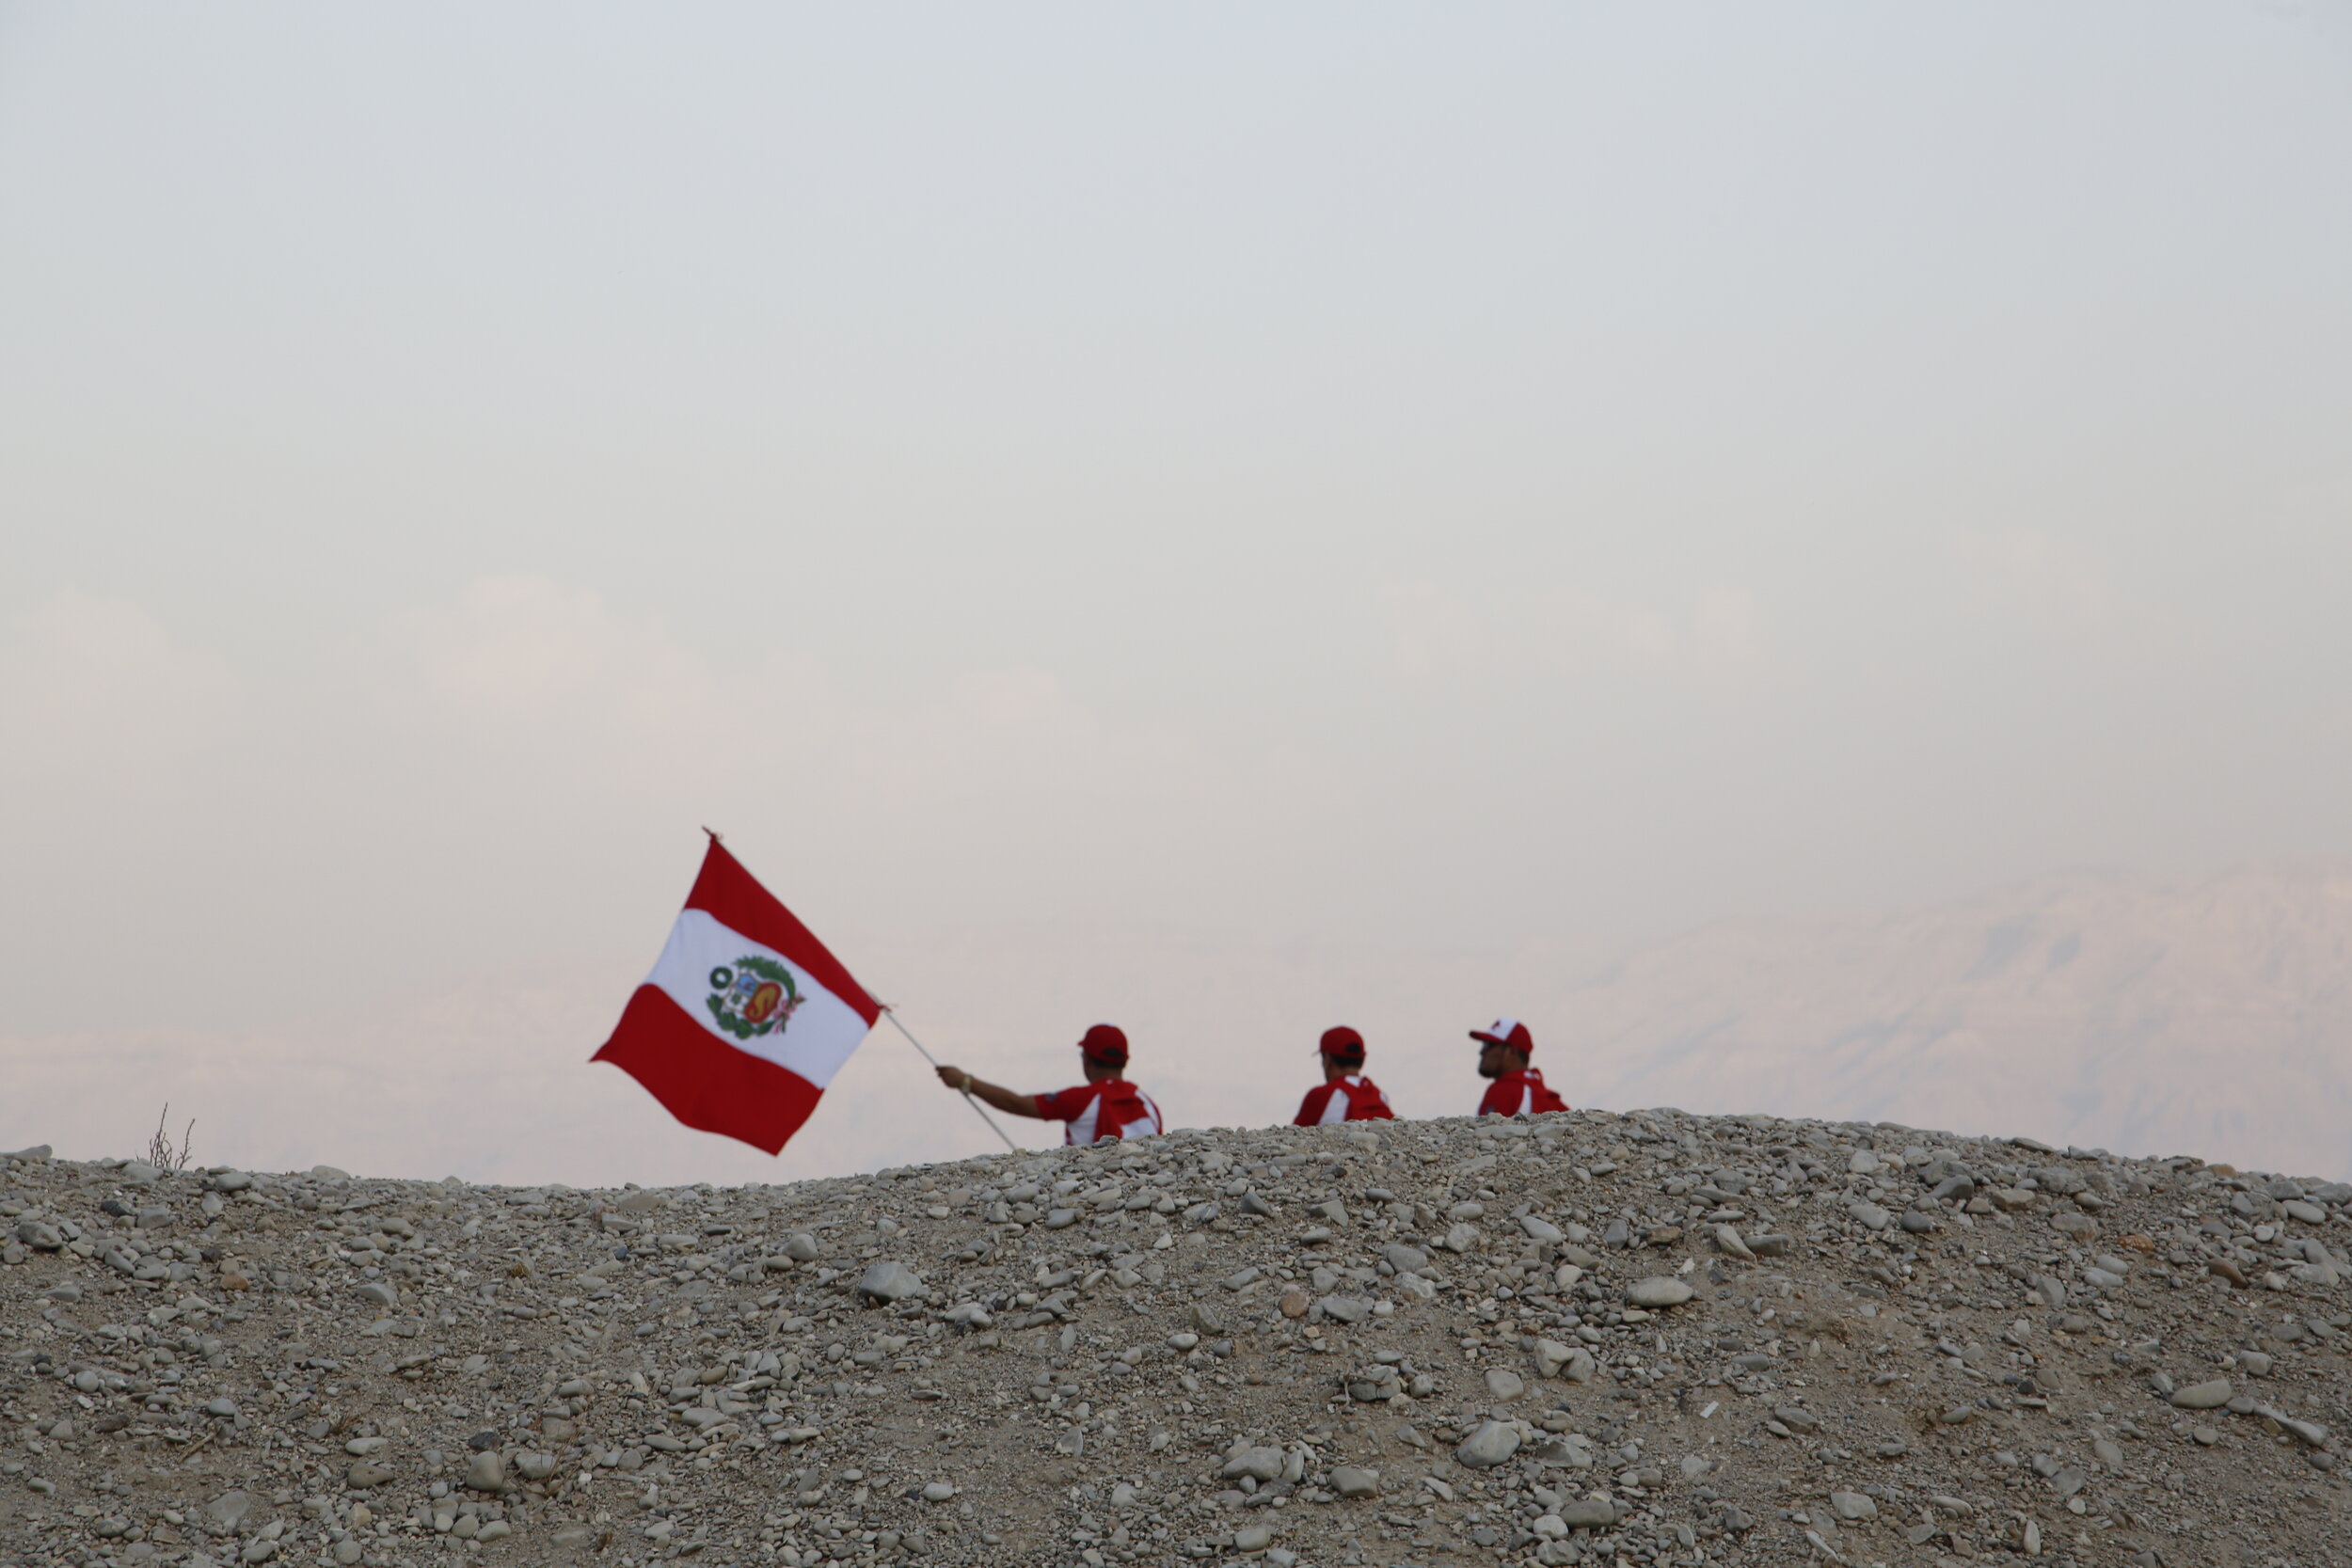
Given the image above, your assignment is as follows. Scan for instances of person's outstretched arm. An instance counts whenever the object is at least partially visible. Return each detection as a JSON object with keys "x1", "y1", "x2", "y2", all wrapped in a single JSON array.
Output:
[{"x1": 936, "y1": 1065, "x2": 1046, "y2": 1119}]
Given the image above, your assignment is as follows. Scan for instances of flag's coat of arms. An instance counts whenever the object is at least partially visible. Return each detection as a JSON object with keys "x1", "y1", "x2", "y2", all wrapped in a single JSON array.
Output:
[
  {"x1": 707, "y1": 957, "x2": 804, "y2": 1039},
  {"x1": 594, "y1": 837, "x2": 879, "y2": 1154}
]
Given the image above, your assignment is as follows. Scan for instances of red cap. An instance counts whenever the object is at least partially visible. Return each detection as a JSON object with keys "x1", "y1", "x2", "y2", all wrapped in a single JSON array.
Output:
[
  {"x1": 1079, "y1": 1023, "x2": 1129, "y2": 1065},
  {"x1": 1470, "y1": 1018, "x2": 1533, "y2": 1054},
  {"x1": 1317, "y1": 1025, "x2": 1365, "y2": 1059}
]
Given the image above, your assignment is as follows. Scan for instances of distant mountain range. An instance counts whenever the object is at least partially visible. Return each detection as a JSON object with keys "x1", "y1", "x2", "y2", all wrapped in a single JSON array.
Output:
[
  {"x1": 1547, "y1": 862, "x2": 2352, "y2": 1180},
  {"x1": 6, "y1": 862, "x2": 2346, "y2": 1184}
]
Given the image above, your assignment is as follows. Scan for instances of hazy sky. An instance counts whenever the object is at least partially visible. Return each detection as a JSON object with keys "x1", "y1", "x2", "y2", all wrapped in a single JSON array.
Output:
[{"x1": 5, "y1": 5, "x2": 2349, "y2": 1182}]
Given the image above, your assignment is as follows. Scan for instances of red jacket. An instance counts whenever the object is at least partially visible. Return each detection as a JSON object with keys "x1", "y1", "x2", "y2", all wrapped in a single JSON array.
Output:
[
  {"x1": 1478, "y1": 1067, "x2": 1566, "y2": 1117},
  {"x1": 1294, "y1": 1075, "x2": 1395, "y2": 1125}
]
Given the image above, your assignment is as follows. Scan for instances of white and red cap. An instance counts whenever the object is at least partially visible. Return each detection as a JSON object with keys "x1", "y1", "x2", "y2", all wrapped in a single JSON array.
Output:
[{"x1": 1470, "y1": 1018, "x2": 1534, "y2": 1054}]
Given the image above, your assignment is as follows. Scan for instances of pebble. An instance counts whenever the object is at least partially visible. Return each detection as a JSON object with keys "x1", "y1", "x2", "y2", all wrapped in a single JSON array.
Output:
[
  {"x1": 1850, "y1": 1203, "x2": 1891, "y2": 1232},
  {"x1": 921, "y1": 1481, "x2": 957, "y2": 1501},
  {"x1": 1520, "y1": 1214, "x2": 1565, "y2": 1243},
  {"x1": 1560, "y1": 1498, "x2": 1617, "y2": 1528},
  {"x1": 1318, "y1": 1294, "x2": 1373, "y2": 1323},
  {"x1": 1484, "y1": 1368, "x2": 1525, "y2": 1401},
  {"x1": 2169, "y1": 1379, "x2": 2233, "y2": 1410},
  {"x1": 465, "y1": 1450, "x2": 505, "y2": 1492},
  {"x1": 1711, "y1": 1224, "x2": 1754, "y2": 1259},
  {"x1": 1625, "y1": 1276, "x2": 1693, "y2": 1308},
  {"x1": 1329, "y1": 1465, "x2": 1380, "y2": 1497},
  {"x1": 1828, "y1": 1491, "x2": 1877, "y2": 1521},
  {"x1": 1454, "y1": 1420, "x2": 1521, "y2": 1468},
  {"x1": 855, "y1": 1260, "x2": 925, "y2": 1302},
  {"x1": 1234, "y1": 1524, "x2": 1273, "y2": 1552},
  {"x1": 1223, "y1": 1447, "x2": 1286, "y2": 1481}
]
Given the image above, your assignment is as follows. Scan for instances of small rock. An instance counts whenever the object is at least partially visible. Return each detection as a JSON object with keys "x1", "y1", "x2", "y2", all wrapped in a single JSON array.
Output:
[
  {"x1": 922, "y1": 1481, "x2": 957, "y2": 1502},
  {"x1": 1318, "y1": 1295, "x2": 1374, "y2": 1323},
  {"x1": 1455, "y1": 1420, "x2": 1521, "y2": 1468},
  {"x1": 783, "y1": 1233, "x2": 821, "y2": 1261},
  {"x1": 1625, "y1": 1276, "x2": 1694, "y2": 1308},
  {"x1": 1234, "y1": 1525, "x2": 1273, "y2": 1553},
  {"x1": 1485, "y1": 1368, "x2": 1526, "y2": 1401},
  {"x1": 855, "y1": 1260, "x2": 925, "y2": 1303},
  {"x1": 1382, "y1": 1243, "x2": 1431, "y2": 1275},
  {"x1": 1829, "y1": 1491, "x2": 1877, "y2": 1521},
  {"x1": 465, "y1": 1450, "x2": 506, "y2": 1492},
  {"x1": 1279, "y1": 1289, "x2": 1310, "y2": 1318},
  {"x1": 343, "y1": 1436, "x2": 386, "y2": 1456},
  {"x1": 356, "y1": 1281, "x2": 398, "y2": 1307},
  {"x1": 1330, "y1": 1465, "x2": 1380, "y2": 1497},
  {"x1": 208, "y1": 1490, "x2": 255, "y2": 1530},
  {"x1": 202, "y1": 1398, "x2": 239, "y2": 1418},
  {"x1": 1222, "y1": 1447, "x2": 1287, "y2": 1482},
  {"x1": 514, "y1": 1452, "x2": 557, "y2": 1481},
  {"x1": 2169, "y1": 1379, "x2": 2233, "y2": 1410},
  {"x1": 1560, "y1": 1498, "x2": 1617, "y2": 1528},
  {"x1": 1442, "y1": 1222, "x2": 1480, "y2": 1254},
  {"x1": 1850, "y1": 1203, "x2": 1891, "y2": 1232},
  {"x1": 1773, "y1": 1406, "x2": 1820, "y2": 1434},
  {"x1": 1533, "y1": 1338, "x2": 1577, "y2": 1378},
  {"x1": 1711, "y1": 1224, "x2": 1754, "y2": 1259},
  {"x1": 2052, "y1": 1212, "x2": 2100, "y2": 1240},
  {"x1": 345, "y1": 1463, "x2": 395, "y2": 1488},
  {"x1": 1520, "y1": 1214, "x2": 1565, "y2": 1243}
]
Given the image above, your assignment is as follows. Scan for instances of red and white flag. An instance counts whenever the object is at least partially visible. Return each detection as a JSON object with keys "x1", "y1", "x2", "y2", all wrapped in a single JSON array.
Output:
[{"x1": 594, "y1": 835, "x2": 880, "y2": 1154}]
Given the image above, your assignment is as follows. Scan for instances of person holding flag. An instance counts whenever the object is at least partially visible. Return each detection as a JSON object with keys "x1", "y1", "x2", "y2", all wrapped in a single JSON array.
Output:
[
  {"x1": 1292, "y1": 1025, "x2": 1395, "y2": 1125},
  {"x1": 1471, "y1": 1017, "x2": 1569, "y2": 1117},
  {"x1": 934, "y1": 1023, "x2": 1164, "y2": 1145}
]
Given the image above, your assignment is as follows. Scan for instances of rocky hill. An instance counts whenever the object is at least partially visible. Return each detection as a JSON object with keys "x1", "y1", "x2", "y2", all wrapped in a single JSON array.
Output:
[{"x1": 5, "y1": 1108, "x2": 2351, "y2": 1568}]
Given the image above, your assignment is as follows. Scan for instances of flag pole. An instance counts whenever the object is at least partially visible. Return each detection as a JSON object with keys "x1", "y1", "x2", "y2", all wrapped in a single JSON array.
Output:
[{"x1": 883, "y1": 1008, "x2": 1021, "y2": 1153}]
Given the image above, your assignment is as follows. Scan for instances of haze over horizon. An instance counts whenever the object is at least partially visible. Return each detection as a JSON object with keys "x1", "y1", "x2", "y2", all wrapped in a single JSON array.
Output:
[{"x1": 4, "y1": 6, "x2": 2348, "y2": 1187}]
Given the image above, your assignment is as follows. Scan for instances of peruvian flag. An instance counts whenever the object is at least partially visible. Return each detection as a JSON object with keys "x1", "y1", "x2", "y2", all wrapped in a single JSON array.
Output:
[{"x1": 594, "y1": 835, "x2": 880, "y2": 1154}]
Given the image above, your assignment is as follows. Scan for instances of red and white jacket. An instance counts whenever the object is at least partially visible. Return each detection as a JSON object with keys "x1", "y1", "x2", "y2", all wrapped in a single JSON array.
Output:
[
  {"x1": 1477, "y1": 1067, "x2": 1567, "y2": 1118},
  {"x1": 1036, "y1": 1080, "x2": 1164, "y2": 1145},
  {"x1": 1294, "y1": 1075, "x2": 1395, "y2": 1126}
]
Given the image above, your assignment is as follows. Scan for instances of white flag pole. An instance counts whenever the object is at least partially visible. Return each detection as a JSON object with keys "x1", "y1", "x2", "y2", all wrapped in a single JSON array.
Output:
[{"x1": 883, "y1": 1008, "x2": 1020, "y2": 1153}]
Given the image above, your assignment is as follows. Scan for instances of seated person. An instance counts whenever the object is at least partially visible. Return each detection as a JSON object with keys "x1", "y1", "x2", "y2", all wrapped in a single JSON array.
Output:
[
  {"x1": 1294, "y1": 1025, "x2": 1396, "y2": 1124},
  {"x1": 1470, "y1": 1018, "x2": 1567, "y2": 1117}
]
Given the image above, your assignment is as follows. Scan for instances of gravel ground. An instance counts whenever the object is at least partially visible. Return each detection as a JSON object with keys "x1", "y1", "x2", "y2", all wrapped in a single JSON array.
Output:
[{"x1": 5, "y1": 1108, "x2": 2351, "y2": 1568}]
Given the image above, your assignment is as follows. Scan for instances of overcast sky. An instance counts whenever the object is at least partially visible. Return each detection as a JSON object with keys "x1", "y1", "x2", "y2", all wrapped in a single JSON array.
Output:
[{"x1": 4, "y1": 4, "x2": 2349, "y2": 1183}]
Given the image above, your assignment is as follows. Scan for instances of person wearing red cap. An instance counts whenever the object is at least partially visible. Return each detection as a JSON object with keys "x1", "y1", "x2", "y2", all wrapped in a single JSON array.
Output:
[
  {"x1": 1471, "y1": 1018, "x2": 1568, "y2": 1117},
  {"x1": 934, "y1": 1023, "x2": 1164, "y2": 1146},
  {"x1": 1293, "y1": 1026, "x2": 1396, "y2": 1126}
]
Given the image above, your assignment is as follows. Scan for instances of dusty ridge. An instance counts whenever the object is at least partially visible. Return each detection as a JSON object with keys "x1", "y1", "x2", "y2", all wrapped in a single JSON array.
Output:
[{"x1": 4, "y1": 1109, "x2": 2350, "y2": 1568}]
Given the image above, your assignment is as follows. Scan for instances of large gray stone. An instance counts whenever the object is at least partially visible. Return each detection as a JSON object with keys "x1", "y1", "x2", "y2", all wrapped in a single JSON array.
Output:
[
  {"x1": 1454, "y1": 1420, "x2": 1521, "y2": 1469},
  {"x1": 1626, "y1": 1276, "x2": 1694, "y2": 1308},
  {"x1": 2169, "y1": 1379, "x2": 2233, "y2": 1410},
  {"x1": 465, "y1": 1451, "x2": 506, "y2": 1492},
  {"x1": 1222, "y1": 1446, "x2": 1287, "y2": 1481},
  {"x1": 855, "y1": 1260, "x2": 925, "y2": 1303},
  {"x1": 1560, "y1": 1498, "x2": 1617, "y2": 1528}
]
